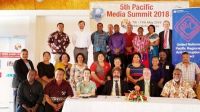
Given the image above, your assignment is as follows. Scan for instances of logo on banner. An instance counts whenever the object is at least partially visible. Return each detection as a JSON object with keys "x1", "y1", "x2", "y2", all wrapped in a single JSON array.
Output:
[
  {"x1": 7, "y1": 61, "x2": 14, "y2": 67},
  {"x1": 175, "y1": 13, "x2": 200, "y2": 42},
  {"x1": 90, "y1": 8, "x2": 104, "y2": 22}
]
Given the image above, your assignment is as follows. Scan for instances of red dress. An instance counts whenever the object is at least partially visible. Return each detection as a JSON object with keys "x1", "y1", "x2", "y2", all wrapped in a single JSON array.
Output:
[{"x1": 90, "y1": 61, "x2": 111, "y2": 88}]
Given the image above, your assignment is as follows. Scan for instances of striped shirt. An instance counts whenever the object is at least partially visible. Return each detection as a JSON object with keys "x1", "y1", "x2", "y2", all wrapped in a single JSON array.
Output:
[
  {"x1": 176, "y1": 62, "x2": 200, "y2": 84},
  {"x1": 127, "y1": 64, "x2": 144, "y2": 79}
]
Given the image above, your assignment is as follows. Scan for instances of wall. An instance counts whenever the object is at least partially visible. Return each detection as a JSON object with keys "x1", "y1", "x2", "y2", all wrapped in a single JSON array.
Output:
[{"x1": 0, "y1": 10, "x2": 93, "y2": 67}]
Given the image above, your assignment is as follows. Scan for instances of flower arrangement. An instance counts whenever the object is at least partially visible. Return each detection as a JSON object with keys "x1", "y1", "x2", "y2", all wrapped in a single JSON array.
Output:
[{"x1": 127, "y1": 85, "x2": 147, "y2": 102}]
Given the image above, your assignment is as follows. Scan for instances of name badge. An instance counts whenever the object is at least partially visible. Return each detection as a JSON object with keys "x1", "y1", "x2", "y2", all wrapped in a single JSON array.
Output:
[{"x1": 165, "y1": 65, "x2": 169, "y2": 69}]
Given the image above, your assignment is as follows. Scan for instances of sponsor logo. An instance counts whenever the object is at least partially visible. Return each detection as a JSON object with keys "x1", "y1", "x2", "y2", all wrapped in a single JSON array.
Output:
[
  {"x1": 90, "y1": 8, "x2": 104, "y2": 22},
  {"x1": 175, "y1": 13, "x2": 200, "y2": 42}
]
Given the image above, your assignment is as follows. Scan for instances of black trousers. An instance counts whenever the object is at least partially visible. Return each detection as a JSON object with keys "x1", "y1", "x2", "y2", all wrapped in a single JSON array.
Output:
[{"x1": 45, "y1": 102, "x2": 63, "y2": 112}]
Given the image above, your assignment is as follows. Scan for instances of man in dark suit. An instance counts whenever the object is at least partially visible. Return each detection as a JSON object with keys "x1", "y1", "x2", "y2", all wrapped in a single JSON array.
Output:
[
  {"x1": 12, "y1": 48, "x2": 34, "y2": 112},
  {"x1": 159, "y1": 20, "x2": 172, "y2": 63},
  {"x1": 102, "y1": 67, "x2": 129, "y2": 96}
]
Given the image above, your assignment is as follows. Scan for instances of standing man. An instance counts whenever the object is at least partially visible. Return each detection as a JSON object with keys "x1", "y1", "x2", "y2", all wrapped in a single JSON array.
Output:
[
  {"x1": 176, "y1": 52, "x2": 200, "y2": 88},
  {"x1": 17, "y1": 70, "x2": 44, "y2": 112},
  {"x1": 124, "y1": 24, "x2": 137, "y2": 67},
  {"x1": 107, "y1": 24, "x2": 114, "y2": 36},
  {"x1": 106, "y1": 24, "x2": 114, "y2": 62},
  {"x1": 91, "y1": 23, "x2": 109, "y2": 61},
  {"x1": 159, "y1": 50, "x2": 174, "y2": 84},
  {"x1": 159, "y1": 20, "x2": 172, "y2": 63},
  {"x1": 12, "y1": 49, "x2": 34, "y2": 112},
  {"x1": 48, "y1": 22, "x2": 70, "y2": 64},
  {"x1": 109, "y1": 24, "x2": 125, "y2": 68},
  {"x1": 72, "y1": 20, "x2": 91, "y2": 64}
]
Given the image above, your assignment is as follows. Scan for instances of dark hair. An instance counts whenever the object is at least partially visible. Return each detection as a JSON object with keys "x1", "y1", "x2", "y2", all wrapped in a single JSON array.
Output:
[
  {"x1": 75, "y1": 53, "x2": 85, "y2": 63},
  {"x1": 148, "y1": 24, "x2": 156, "y2": 32},
  {"x1": 97, "y1": 52, "x2": 105, "y2": 59},
  {"x1": 43, "y1": 51, "x2": 51, "y2": 57},
  {"x1": 97, "y1": 22, "x2": 103, "y2": 26},
  {"x1": 59, "y1": 52, "x2": 70, "y2": 62},
  {"x1": 57, "y1": 23, "x2": 64, "y2": 27},
  {"x1": 56, "y1": 68, "x2": 65, "y2": 74},
  {"x1": 21, "y1": 48, "x2": 28, "y2": 52},
  {"x1": 114, "y1": 24, "x2": 119, "y2": 27},
  {"x1": 152, "y1": 56, "x2": 159, "y2": 60},
  {"x1": 78, "y1": 20, "x2": 85, "y2": 25},
  {"x1": 132, "y1": 52, "x2": 141, "y2": 59},
  {"x1": 138, "y1": 27, "x2": 144, "y2": 31},
  {"x1": 83, "y1": 68, "x2": 91, "y2": 73},
  {"x1": 182, "y1": 52, "x2": 189, "y2": 55},
  {"x1": 159, "y1": 50, "x2": 167, "y2": 54}
]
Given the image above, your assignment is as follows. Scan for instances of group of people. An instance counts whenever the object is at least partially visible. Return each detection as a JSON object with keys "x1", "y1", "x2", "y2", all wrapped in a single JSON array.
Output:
[{"x1": 12, "y1": 20, "x2": 200, "y2": 112}]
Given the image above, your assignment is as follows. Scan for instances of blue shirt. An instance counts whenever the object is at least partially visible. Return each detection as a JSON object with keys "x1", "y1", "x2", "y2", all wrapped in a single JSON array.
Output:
[{"x1": 91, "y1": 31, "x2": 109, "y2": 52}]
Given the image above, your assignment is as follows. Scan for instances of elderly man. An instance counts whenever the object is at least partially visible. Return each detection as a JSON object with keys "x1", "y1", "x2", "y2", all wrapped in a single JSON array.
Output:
[
  {"x1": 44, "y1": 68, "x2": 73, "y2": 112},
  {"x1": 102, "y1": 67, "x2": 129, "y2": 96},
  {"x1": 161, "y1": 68, "x2": 196, "y2": 98},
  {"x1": 176, "y1": 52, "x2": 200, "y2": 88},
  {"x1": 17, "y1": 69, "x2": 44, "y2": 112}
]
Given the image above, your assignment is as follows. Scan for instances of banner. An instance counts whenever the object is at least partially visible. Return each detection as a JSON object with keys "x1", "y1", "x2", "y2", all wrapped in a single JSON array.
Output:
[
  {"x1": 0, "y1": 36, "x2": 25, "y2": 107},
  {"x1": 90, "y1": 1, "x2": 188, "y2": 33},
  {"x1": 172, "y1": 8, "x2": 200, "y2": 66}
]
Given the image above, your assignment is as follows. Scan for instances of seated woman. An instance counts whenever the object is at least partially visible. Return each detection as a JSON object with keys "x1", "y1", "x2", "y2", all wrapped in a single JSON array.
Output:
[
  {"x1": 90, "y1": 52, "x2": 111, "y2": 95},
  {"x1": 55, "y1": 52, "x2": 72, "y2": 80},
  {"x1": 37, "y1": 51, "x2": 55, "y2": 87},
  {"x1": 150, "y1": 56, "x2": 164, "y2": 97},
  {"x1": 76, "y1": 68, "x2": 96, "y2": 97},
  {"x1": 107, "y1": 57, "x2": 126, "y2": 80},
  {"x1": 126, "y1": 53, "x2": 144, "y2": 90},
  {"x1": 70, "y1": 53, "x2": 87, "y2": 91}
]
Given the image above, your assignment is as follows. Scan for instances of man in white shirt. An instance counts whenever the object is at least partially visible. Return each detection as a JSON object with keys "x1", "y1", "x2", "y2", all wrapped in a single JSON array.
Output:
[
  {"x1": 176, "y1": 52, "x2": 200, "y2": 88},
  {"x1": 72, "y1": 20, "x2": 91, "y2": 64}
]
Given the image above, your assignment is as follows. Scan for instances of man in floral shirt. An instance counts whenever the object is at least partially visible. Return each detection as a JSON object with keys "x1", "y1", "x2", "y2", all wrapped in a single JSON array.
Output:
[
  {"x1": 161, "y1": 68, "x2": 196, "y2": 98},
  {"x1": 48, "y1": 23, "x2": 70, "y2": 64}
]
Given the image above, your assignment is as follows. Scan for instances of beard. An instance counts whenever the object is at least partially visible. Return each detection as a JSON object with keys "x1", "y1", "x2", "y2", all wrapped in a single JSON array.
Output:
[
  {"x1": 173, "y1": 78, "x2": 180, "y2": 82},
  {"x1": 113, "y1": 76, "x2": 120, "y2": 80}
]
